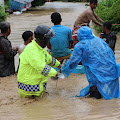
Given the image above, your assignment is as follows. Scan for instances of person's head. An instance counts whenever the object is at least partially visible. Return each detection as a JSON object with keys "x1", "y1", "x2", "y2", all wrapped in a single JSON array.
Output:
[
  {"x1": 51, "y1": 12, "x2": 62, "y2": 25},
  {"x1": 77, "y1": 26, "x2": 94, "y2": 41},
  {"x1": 34, "y1": 25, "x2": 55, "y2": 48},
  {"x1": 90, "y1": 0, "x2": 97, "y2": 9},
  {"x1": 102, "y1": 21, "x2": 112, "y2": 33},
  {"x1": 0, "y1": 21, "x2": 11, "y2": 36},
  {"x1": 22, "y1": 31, "x2": 33, "y2": 45}
]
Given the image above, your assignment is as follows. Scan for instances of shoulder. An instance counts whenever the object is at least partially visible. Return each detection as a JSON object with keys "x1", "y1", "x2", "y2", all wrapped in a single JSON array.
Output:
[
  {"x1": 22, "y1": 42, "x2": 32, "y2": 52},
  {"x1": 85, "y1": 7, "x2": 93, "y2": 14},
  {"x1": 19, "y1": 43, "x2": 25, "y2": 48},
  {"x1": 18, "y1": 44, "x2": 26, "y2": 54},
  {"x1": 20, "y1": 43, "x2": 33, "y2": 57},
  {"x1": 0, "y1": 36, "x2": 10, "y2": 44},
  {"x1": 62, "y1": 26, "x2": 71, "y2": 31},
  {"x1": 110, "y1": 31, "x2": 116, "y2": 36},
  {"x1": 51, "y1": 26, "x2": 55, "y2": 29},
  {"x1": 75, "y1": 41, "x2": 86, "y2": 48},
  {"x1": 0, "y1": 36, "x2": 7, "y2": 41}
]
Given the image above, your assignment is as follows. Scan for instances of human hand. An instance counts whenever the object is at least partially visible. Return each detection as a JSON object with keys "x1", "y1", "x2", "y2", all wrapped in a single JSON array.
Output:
[
  {"x1": 51, "y1": 74, "x2": 58, "y2": 80},
  {"x1": 58, "y1": 64, "x2": 62, "y2": 71},
  {"x1": 57, "y1": 72, "x2": 65, "y2": 79},
  {"x1": 13, "y1": 46, "x2": 18, "y2": 51}
]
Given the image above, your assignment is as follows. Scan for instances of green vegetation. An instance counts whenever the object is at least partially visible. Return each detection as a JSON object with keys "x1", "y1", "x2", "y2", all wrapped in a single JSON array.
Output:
[
  {"x1": 95, "y1": 0, "x2": 120, "y2": 33},
  {"x1": 5, "y1": 0, "x2": 10, "y2": 7},
  {"x1": 0, "y1": 5, "x2": 8, "y2": 22}
]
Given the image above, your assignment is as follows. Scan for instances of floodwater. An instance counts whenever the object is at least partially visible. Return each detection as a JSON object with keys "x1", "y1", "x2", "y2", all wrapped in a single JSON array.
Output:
[{"x1": 0, "y1": 2, "x2": 120, "y2": 120}]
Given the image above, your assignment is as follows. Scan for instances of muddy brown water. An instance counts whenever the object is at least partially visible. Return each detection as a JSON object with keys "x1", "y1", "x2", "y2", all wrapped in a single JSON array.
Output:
[{"x1": 0, "y1": 2, "x2": 120, "y2": 120}]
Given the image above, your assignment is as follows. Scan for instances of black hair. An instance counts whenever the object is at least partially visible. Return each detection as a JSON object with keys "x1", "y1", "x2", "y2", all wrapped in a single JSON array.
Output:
[
  {"x1": 90, "y1": 0, "x2": 97, "y2": 4},
  {"x1": 22, "y1": 31, "x2": 33, "y2": 42},
  {"x1": 51, "y1": 12, "x2": 61, "y2": 25},
  {"x1": 103, "y1": 21, "x2": 112, "y2": 30},
  {"x1": 0, "y1": 21, "x2": 10, "y2": 33}
]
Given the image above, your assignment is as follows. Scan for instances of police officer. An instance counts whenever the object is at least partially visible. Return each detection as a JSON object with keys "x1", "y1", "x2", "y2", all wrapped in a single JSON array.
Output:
[{"x1": 17, "y1": 25, "x2": 61, "y2": 98}]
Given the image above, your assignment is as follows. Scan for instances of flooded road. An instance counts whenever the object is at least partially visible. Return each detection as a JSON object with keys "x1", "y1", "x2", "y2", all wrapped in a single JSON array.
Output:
[{"x1": 0, "y1": 2, "x2": 120, "y2": 120}]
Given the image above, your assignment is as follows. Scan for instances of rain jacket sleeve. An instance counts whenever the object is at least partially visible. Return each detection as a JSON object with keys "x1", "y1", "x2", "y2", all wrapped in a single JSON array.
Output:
[
  {"x1": 22, "y1": 46, "x2": 60, "y2": 78},
  {"x1": 46, "y1": 51, "x2": 60, "y2": 68},
  {"x1": 61, "y1": 42, "x2": 84, "y2": 77}
]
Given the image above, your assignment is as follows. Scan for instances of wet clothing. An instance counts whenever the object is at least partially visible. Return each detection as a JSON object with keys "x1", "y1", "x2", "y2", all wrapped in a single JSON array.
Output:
[
  {"x1": 101, "y1": 31, "x2": 117, "y2": 52},
  {"x1": 74, "y1": 7, "x2": 97, "y2": 27},
  {"x1": 61, "y1": 26, "x2": 120, "y2": 100},
  {"x1": 17, "y1": 39, "x2": 60, "y2": 98},
  {"x1": 50, "y1": 25, "x2": 72, "y2": 58},
  {"x1": 0, "y1": 36, "x2": 17, "y2": 77}
]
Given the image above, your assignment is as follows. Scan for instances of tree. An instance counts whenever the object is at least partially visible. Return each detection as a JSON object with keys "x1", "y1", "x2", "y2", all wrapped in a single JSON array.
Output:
[
  {"x1": 95, "y1": 0, "x2": 120, "y2": 33},
  {"x1": 0, "y1": 4, "x2": 8, "y2": 22}
]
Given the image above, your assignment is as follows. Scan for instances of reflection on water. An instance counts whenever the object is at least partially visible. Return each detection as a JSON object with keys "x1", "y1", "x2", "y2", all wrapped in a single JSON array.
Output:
[{"x1": 2, "y1": 2, "x2": 120, "y2": 120}]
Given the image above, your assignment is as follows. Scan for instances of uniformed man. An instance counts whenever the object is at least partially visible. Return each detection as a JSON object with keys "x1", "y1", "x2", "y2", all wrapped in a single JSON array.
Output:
[{"x1": 17, "y1": 25, "x2": 61, "y2": 98}]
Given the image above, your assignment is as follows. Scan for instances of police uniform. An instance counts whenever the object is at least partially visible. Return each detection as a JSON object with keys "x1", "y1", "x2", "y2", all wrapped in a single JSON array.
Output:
[{"x1": 17, "y1": 39, "x2": 60, "y2": 98}]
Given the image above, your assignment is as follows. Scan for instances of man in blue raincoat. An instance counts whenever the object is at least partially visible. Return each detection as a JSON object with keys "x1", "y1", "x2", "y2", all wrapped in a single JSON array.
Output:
[{"x1": 61, "y1": 26, "x2": 120, "y2": 100}]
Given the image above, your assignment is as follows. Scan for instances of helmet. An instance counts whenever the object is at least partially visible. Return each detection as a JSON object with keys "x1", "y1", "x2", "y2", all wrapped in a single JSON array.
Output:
[
  {"x1": 34, "y1": 25, "x2": 55, "y2": 48},
  {"x1": 34, "y1": 25, "x2": 55, "y2": 39}
]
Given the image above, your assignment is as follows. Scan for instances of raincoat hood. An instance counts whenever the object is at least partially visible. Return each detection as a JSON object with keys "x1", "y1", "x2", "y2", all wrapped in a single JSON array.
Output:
[{"x1": 77, "y1": 26, "x2": 95, "y2": 41}]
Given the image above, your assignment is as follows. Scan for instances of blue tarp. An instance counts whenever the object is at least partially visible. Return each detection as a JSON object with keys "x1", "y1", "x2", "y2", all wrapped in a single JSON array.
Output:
[
  {"x1": 61, "y1": 26, "x2": 120, "y2": 100},
  {"x1": 13, "y1": 0, "x2": 34, "y2": 4},
  {"x1": 9, "y1": 0, "x2": 34, "y2": 11},
  {"x1": 9, "y1": 0, "x2": 25, "y2": 11}
]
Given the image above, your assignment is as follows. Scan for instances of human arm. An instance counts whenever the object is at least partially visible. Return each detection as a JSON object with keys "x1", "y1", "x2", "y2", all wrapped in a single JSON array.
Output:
[
  {"x1": 46, "y1": 51, "x2": 61, "y2": 68},
  {"x1": 0, "y1": 37, "x2": 17, "y2": 59},
  {"x1": 13, "y1": 46, "x2": 18, "y2": 52},
  {"x1": 23, "y1": 46, "x2": 59, "y2": 78},
  {"x1": 93, "y1": 12, "x2": 104, "y2": 23},
  {"x1": 92, "y1": 20, "x2": 103, "y2": 26},
  {"x1": 87, "y1": 10, "x2": 103, "y2": 26},
  {"x1": 61, "y1": 43, "x2": 83, "y2": 77}
]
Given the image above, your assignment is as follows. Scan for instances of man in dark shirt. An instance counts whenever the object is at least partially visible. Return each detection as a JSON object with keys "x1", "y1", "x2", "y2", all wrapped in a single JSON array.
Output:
[
  {"x1": 100, "y1": 21, "x2": 117, "y2": 52},
  {"x1": 0, "y1": 21, "x2": 18, "y2": 77}
]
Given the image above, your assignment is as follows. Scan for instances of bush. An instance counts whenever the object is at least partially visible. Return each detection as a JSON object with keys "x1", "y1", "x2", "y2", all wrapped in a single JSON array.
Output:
[
  {"x1": 31, "y1": 0, "x2": 46, "y2": 7},
  {"x1": 0, "y1": 5, "x2": 8, "y2": 22},
  {"x1": 95, "y1": 0, "x2": 120, "y2": 33}
]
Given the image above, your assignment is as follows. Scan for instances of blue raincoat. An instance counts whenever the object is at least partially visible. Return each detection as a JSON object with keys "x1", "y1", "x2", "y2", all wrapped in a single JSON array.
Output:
[{"x1": 61, "y1": 26, "x2": 120, "y2": 100}]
